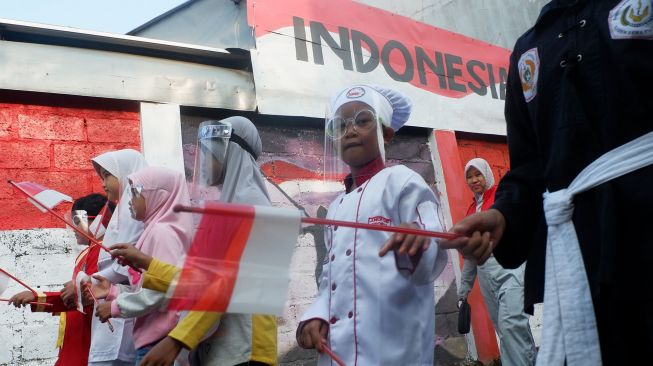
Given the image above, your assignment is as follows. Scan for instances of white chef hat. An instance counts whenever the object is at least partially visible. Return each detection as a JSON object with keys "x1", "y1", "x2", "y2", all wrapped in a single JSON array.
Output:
[{"x1": 330, "y1": 84, "x2": 413, "y2": 131}]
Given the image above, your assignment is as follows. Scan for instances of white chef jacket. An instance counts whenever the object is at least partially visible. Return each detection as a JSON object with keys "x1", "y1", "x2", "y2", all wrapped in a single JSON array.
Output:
[{"x1": 301, "y1": 165, "x2": 448, "y2": 366}]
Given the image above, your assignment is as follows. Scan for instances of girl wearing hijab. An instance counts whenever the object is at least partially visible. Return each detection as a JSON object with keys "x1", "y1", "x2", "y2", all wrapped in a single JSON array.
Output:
[
  {"x1": 457, "y1": 158, "x2": 536, "y2": 366},
  {"x1": 298, "y1": 85, "x2": 448, "y2": 365},
  {"x1": 109, "y1": 116, "x2": 278, "y2": 366},
  {"x1": 87, "y1": 148, "x2": 148, "y2": 366},
  {"x1": 93, "y1": 166, "x2": 193, "y2": 365}
]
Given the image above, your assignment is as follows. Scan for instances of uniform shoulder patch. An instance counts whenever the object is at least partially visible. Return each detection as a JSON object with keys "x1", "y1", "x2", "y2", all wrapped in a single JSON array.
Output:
[
  {"x1": 518, "y1": 48, "x2": 540, "y2": 103},
  {"x1": 609, "y1": 0, "x2": 653, "y2": 40}
]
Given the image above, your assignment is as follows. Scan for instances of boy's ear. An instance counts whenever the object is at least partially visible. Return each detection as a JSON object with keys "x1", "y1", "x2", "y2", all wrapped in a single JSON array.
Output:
[{"x1": 382, "y1": 126, "x2": 394, "y2": 144}]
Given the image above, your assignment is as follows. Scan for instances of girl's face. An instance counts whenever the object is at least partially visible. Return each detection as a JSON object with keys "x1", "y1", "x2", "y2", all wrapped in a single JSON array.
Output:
[
  {"x1": 466, "y1": 167, "x2": 487, "y2": 194},
  {"x1": 129, "y1": 182, "x2": 147, "y2": 221},
  {"x1": 99, "y1": 167, "x2": 120, "y2": 202}
]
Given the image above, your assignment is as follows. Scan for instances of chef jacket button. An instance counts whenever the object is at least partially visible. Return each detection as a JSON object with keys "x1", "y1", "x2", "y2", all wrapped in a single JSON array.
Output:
[
  {"x1": 357, "y1": 187, "x2": 362, "y2": 193},
  {"x1": 333, "y1": 226, "x2": 338, "y2": 231},
  {"x1": 346, "y1": 249, "x2": 352, "y2": 256},
  {"x1": 330, "y1": 317, "x2": 338, "y2": 324},
  {"x1": 339, "y1": 198, "x2": 343, "y2": 204},
  {"x1": 331, "y1": 254, "x2": 335, "y2": 261},
  {"x1": 331, "y1": 283, "x2": 337, "y2": 291},
  {"x1": 348, "y1": 311, "x2": 353, "y2": 319}
]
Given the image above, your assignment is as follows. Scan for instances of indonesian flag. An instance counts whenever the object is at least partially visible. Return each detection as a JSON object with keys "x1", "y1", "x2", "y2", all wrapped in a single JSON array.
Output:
[
  {"x1": 12, "y1": 181, "x2": 72, "y2": 212},
  {"x1": 167, "y1": 203, "x2": 301, "y2": 315}
]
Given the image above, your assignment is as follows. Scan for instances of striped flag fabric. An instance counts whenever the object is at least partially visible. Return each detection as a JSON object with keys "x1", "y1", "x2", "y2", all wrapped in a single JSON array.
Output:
[
  {"x1": 12, "y1": 181, "x2": 72, "y2": 212},
  {"x1": 167, "y1": 203, "x2": 301, "y2": 315}
]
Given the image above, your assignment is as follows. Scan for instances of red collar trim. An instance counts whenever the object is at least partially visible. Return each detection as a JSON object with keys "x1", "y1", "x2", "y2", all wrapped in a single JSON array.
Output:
[{"x1": 344, "y1": 156, "x2": 385, "y2": 192}]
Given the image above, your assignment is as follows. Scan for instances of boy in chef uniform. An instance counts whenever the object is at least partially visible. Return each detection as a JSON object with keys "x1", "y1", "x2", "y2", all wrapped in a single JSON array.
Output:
[{"x1": 297, "y1": 85, "x2": 448, "y2": 366}]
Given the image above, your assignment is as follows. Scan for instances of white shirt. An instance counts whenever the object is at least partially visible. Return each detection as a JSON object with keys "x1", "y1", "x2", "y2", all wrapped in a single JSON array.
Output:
[{"x1": 301, "y1": 165, "x2": 447, "y2": 366}]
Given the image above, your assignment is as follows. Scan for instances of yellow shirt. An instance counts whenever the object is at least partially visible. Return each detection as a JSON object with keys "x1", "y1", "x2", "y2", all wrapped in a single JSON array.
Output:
[{"x1": 142, "y1": 258, "x2": 278, "y2": 365}]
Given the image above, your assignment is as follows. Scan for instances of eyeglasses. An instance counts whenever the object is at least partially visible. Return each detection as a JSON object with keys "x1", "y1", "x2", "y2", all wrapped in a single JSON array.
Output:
[{"x1": 326, "y1": 109, "x2": 378, "y2": 140}]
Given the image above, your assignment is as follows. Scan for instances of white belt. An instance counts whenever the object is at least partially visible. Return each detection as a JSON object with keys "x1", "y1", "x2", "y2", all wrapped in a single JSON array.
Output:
[{"x1": 537, "y1": 131, "x2": 653, "y2": 366}]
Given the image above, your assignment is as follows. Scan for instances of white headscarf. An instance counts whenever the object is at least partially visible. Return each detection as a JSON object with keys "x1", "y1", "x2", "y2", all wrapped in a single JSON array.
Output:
[
  {"x1": 213, "y1": 116, "x2": 270, "y2": 206},
  {"x1": 91, "y1": 149, "x2": 148, "y2": 246},
  {"x1": 465, "y1": 158, "x2": 495, "y2": 211},
  {"x1": 464, "y1": 158, "x2": 495, "y2": 190}
]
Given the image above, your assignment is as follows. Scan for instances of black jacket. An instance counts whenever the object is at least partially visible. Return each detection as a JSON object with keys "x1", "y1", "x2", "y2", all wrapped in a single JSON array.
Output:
[{"x1": 492, "y1": 0, "x2": 653, "y2": 314}]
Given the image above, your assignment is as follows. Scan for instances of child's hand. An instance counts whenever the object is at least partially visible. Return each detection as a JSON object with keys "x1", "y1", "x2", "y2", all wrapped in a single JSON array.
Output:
[
  {"x1": 95, "y1": 301, "x2": 112, "y2": 322},
  {"x1": 110, "y1": 244, "x2": 153, "y2": 270},
  {"x1": 60, "y1": 280, "x2": 77, "y2": 308},
  {"x1": 438, "y1": 209, "x2": 505, "y2": 265},
  {"x1": 138, "y1": 336, "x2": 184, "y2": 366},
  {"x1": 379, "y1": 223, "x2": 430, "y2": 258},
  {"x1": 7, "y1": 291, "x2": 36, "y2": 308},
  {"x1": 298, "y1": 319, "x2": 329, "y2": 352},
  {"x1": 88, "y1": 275, "x2": 111, "y2": 300}
]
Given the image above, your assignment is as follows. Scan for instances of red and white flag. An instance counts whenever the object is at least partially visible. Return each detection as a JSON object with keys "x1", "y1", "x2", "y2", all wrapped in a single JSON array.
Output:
[
  {"x1": 12, "y1": 181, "x2": 72, "y2": 212},
  {"x1": 167, "y1": 203, "x2": 301, "y2": 315}
]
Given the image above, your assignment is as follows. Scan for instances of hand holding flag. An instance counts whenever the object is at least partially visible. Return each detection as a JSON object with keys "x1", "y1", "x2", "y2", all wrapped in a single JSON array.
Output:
[{"x1": 0, "y1": 268, "x2": 52, "y2": 308}]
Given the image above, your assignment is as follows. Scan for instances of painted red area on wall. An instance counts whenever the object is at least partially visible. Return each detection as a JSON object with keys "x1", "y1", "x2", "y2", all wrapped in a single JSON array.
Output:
[{"x1": 0, "y1": 101, "x2": 141, "y2": 230}]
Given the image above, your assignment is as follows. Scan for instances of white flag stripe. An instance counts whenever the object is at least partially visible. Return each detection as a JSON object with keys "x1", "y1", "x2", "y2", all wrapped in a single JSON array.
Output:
[
  {"x1": 0, "y1": 271, "x2": 10, "y2": 296},
  {"x1": 32, "y1": 189, "x2": 73, "y2": 212},
  {"x1": 226, "y1": 205, "x2": 301, "y2": 315}
]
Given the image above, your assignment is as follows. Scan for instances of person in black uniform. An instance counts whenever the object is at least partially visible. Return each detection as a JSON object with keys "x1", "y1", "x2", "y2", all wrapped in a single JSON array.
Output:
[{"x1": 439, "y1": 1, "x2": 653, "y2": 364}]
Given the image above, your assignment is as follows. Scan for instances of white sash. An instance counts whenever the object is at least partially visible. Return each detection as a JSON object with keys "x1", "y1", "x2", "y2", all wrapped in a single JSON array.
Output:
[{"x1": 537, "y1": 131, "x2": 653, "y2": 366}]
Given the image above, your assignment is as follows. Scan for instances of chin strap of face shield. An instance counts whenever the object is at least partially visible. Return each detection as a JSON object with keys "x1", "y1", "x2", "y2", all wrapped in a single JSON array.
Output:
[{"x1": 229, "y1": 131, "x2": 259, "y2": 160}]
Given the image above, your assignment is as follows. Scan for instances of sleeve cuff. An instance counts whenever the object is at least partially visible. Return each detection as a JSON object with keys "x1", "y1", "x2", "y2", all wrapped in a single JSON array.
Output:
[{"x1": 110, "y1": 300, "x2": 121, "y2": 317}]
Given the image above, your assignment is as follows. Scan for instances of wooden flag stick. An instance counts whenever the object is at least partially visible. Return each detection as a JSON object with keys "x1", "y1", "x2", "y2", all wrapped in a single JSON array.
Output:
[{"x1": 174, "y1": 203, "x2": 460, "y2": 240}]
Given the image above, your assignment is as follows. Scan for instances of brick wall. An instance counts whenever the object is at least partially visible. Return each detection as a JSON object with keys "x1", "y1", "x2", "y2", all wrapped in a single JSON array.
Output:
[{"x1": 0, "y1": 101, "x2": 141, "y2": 229}]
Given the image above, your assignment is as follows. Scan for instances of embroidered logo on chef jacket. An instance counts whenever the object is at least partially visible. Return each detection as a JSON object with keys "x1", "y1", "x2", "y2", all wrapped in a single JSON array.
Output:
[
  {"x1": 609, "y1": 0, "x2": 653, "y2": 40},
  {"x1": 368, "y1": 215, "x2": 391, "y2": 226},
  {"x1": 518, "y1": 48, "x2": 539, "y2": 103}
]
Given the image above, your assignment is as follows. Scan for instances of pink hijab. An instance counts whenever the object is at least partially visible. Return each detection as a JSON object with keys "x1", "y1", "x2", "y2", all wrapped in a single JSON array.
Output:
[{"x1": 127, "y1": 167, "x2": 193, "y2": 267}]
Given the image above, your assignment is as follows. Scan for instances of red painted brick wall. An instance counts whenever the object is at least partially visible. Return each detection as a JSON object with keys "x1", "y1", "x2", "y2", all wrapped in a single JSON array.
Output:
[
  {"x1": 0, "y1": 102, "x2": 141, "y2": 230},
  {"x1": 457, "y1": 136, "x2": 510, "y2": 184}
]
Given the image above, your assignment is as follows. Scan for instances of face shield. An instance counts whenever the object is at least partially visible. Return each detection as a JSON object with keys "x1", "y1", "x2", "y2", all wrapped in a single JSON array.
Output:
[
  {"x1": 191, "y1": 120, "x2": 232, "y2": 200},
  {"x1": 324, "y1": 86, "x2": 390, "y2": 184}
]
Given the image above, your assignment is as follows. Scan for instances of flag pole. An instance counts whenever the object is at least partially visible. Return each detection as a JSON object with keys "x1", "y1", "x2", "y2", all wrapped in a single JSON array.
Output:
[
  {"x1": 322, "y1": 343, "x2": 346, "y2": 366},
  {"x1": 8, "y1": 180, "x2": 142, "y2": 273},
  {"x1": 173, "y1": 203, "x2": 460, "y2": 240},
  {"x1": 0, "y1": 267, "x2": 39, "y2": 297}
]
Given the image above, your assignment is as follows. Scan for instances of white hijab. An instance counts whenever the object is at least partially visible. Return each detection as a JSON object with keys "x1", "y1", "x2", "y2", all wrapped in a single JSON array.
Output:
[
  {"x1": 465, "y1": 157, "x2": 495, "y2": 210},
  {"x1": 214, "y1": 116, "x2": 270, "y2": 206},
  {"x1": 91, "y1": 149, "x2": 148, "y2": 246}
]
